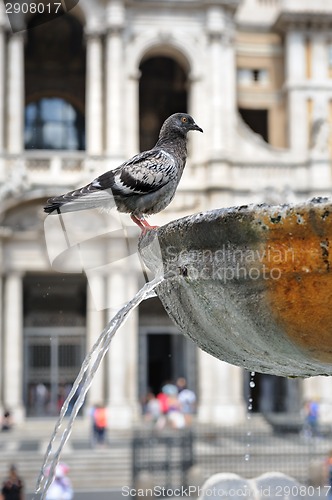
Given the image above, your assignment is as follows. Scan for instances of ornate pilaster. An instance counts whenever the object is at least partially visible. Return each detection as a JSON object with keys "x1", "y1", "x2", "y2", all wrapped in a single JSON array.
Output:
[
  {"x1": 0, "y1": 2, "x2": 6, "y2": 153},
  {"x1": 106, "y1": 266, "x2": 139, "y2": 428},
  {"x1": 207, "y1": 6, "x2": 236, "y2": 156},
  {"x1": 197, "y1": 350, "x2": 246, "y2": 425},
  {"x1": 85, "y1": 30, "x2": 103, "y2": 155},
  {"x1": 3, "y1": 273, "x2": 24, "y2": 421},
  {"x1": 284, "y1": 30, "x2": 307, "y2": 152},
  {"x1": 0, "y1": 235, "x2": 3, "y2": 415},
  {"x1": 285, "y1": 30, "x2": 305, "y2": 84},
  {"x1": 189, "y1": 72, "x2": 205, "y2": 164},
  {"x1": 126, "y1": 71, "x2": 140, "y2": 157},
  {"x1": 105, "y1": 1, "x2": 125, "y2": 163},
  {"x1": 311, "y1": 33, "x2": 328, "y2": 81},
  {"x1": 85, "y1": 274, "x2": 106, "y2": 407},
  {"x1": 7, "y1": 31, "x2": 24, "y2": 154}
]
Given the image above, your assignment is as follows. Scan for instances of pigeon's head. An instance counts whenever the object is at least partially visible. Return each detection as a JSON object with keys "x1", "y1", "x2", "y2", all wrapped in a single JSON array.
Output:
[{"x1": 160, "y1": 113, "x2": 203, "y2": 138}]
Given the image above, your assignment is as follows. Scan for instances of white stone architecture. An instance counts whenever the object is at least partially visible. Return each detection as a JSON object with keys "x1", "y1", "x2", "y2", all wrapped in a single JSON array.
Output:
[{"x1": 0, "y1": 0, "x2": 332, "y2": 427}]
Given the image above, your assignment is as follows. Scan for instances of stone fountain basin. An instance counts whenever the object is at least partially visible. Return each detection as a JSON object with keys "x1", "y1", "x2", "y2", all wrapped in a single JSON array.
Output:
[{"x1": 139, "y1": 197, "x2": 332, "y2": 377}]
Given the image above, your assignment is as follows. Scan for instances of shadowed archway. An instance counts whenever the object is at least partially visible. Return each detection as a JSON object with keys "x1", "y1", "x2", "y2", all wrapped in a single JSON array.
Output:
[{"x1": 139, "y1": 56, "x2": 188, "y2": 151}]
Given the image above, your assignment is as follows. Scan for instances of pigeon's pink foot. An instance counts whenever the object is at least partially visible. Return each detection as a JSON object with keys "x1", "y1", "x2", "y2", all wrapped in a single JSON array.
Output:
[
  {"x1": 141, "y1": 226, "x2": 159, "y2": 236},
  {"x1": 131, "y1": 214, "x2": 159, "y2": 233}
]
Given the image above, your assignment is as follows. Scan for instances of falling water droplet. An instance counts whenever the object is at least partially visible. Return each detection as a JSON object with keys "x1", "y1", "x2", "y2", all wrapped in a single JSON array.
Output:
[
  {"x1": 245, "y1": 372, "x2": 256, "y2": 464},
  {"x1": 249, "y1": 371, "x2": 256, "y2": 389}
]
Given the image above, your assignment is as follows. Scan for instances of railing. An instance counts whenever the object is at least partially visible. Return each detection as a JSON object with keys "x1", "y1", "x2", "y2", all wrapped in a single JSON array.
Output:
[
  {"x1": 132, "y1": 419, "x2": 332, "y2": 492},
  {"x1": 280, "y1": 0, "x2": 332, "y2": 13},
  {"x1": 132, "y1": 429, "x2": 194, "y2": 491},
  {"x1": 257, "y1": 0, "x2": 280, "y2": 6},
  {"x1": 0, "y1": 152, "x2": 105, "y2": 196},
  {"x1": 0, "y1": 151, "x2": 324, "y2": 207},
  {"x1": 10, "y1": 151, "x2": 85, "y2": 177}
]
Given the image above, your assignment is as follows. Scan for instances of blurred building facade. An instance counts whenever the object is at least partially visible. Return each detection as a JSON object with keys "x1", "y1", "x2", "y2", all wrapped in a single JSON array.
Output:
[{"x1": 0, "y1": 0, "x2": 331, "y2": 427}]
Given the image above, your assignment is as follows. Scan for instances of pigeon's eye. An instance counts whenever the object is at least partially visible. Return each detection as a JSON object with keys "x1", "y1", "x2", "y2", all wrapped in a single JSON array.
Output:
[{"x1": 181, "y1": 116, "x2": 188, "y2": 123}]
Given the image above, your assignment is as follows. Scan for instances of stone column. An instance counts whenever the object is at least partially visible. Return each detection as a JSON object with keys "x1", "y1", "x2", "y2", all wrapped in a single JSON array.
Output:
[
  {"x1": 106, "y1": 266, "x2": 139, "y2": 428},
  {"x1": 310, "y1": 33, "x2": 329, "y2": 149},
  {"x1": 285, "y1": 30, "x2": 306, "y2": 83},
  {"x1": 311, "y1": 33, "x2": 328, "y2": 81},
  {"x1": 126, "y1": 71, "x2": 140, "y2": 157},
  {"x1": 85, "y1": 274, "x2": 106, "y2": 408},
  {"x1": 285, "y1": 30, "x2": 307, "y2": 152},
  {"x1": 7, "y1": 32, "x2": 24, "y2": 154},
  {"x1": 0, "y1": 250, "x2": 3, "y2": 414},
  {"x1": 206, "y1": 6, "x2": 235, "y2": 205},
  {"x1": 288, "y1": 92, "x2": 307, "y2": 152},
  {"x1": 3, "y1": 273, "x2": 24, "y2": 421},
  {"x1": 105, "y1": 1, "x2": 125, "y2": 164},
  {"x1": 197, "y1": 350, "x2": 246, "y2": 425},
  {"x1": 0, "y1": 4, "x2": 6, "y2": 153},
  {"x1": 188, "y1": 73, "x2": 205, "y2": 164},
  {"x1": 207, "y1": 7, "x2": 236, "y2": 155},
  {"x1": 208, "y1": 30, "x2": 224, "y2": 156},
  {"x1": 85, "y1": 31, "x2": 103, "y2": 156}
]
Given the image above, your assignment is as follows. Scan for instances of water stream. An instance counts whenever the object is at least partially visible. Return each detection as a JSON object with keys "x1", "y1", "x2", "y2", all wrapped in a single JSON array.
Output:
[{"x1": 34, "y1": 273, "x2": 165, "y2": 500}]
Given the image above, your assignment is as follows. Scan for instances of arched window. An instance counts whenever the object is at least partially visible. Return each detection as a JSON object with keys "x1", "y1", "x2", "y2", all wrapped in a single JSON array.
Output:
[
  {"x1": 25, "y1": 12, "x2": 86, "y2": 150},
  {"x1": 25, "y1": 97, "x2": 85, "y2": 150},
  {"x1": 139, "y1": 56, "x2": 188, "y2": 151}
]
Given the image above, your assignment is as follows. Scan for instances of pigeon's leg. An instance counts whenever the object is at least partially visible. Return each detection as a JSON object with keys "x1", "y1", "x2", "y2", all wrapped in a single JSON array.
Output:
[
  {"x1": 140, "y1": 217, "x2": 159, "y2": 230},
  {"x1": 130, "y1": 214, "x2": 146, "y2": 230},
  {"x1": 131, "y1": 214, "x2": 159, "y2": 232}
]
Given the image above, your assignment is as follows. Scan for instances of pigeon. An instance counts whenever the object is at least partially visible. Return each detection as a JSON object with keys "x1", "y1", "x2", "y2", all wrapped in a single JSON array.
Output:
[{"x1": 44, "y1": 113, "x2": 203, "y2": 230}]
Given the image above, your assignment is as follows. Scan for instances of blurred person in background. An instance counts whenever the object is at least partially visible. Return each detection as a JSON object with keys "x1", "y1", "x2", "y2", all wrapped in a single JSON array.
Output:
[
  {"x1": 177, "y1": 378, "x2": 196, "y2": 427},
  {"x1": 1, "y1": 410, "x2": 13, "y2": 432},
  {"x1": 143, "y1": 391, "x2": 161, "y2": 426},
  {"x1": 304, "y1": 398, "x2": 320, "y2": 437},
  {"x1": 92, "y1": 404, "x2": 107, "y2": 447},
  {"x1": 45, "y1": 463, "x2": 73, "y2": 500},
  {"x1": 0, "y1": 464, "x2": 24, "y2": 500}
]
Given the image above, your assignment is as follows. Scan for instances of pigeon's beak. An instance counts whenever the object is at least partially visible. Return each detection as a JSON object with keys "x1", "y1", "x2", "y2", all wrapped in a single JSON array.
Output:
[{"x1": 192, "y1": 122, "x2": 203, "y2": 133}]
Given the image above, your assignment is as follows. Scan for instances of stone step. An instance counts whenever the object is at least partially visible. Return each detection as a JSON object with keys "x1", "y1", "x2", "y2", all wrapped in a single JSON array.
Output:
[{"x1": 0, "y1": 450, "x2": 132, "y2": 492}]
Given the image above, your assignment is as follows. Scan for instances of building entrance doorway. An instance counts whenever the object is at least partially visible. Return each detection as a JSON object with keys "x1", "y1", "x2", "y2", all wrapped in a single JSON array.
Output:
[
  {"x1": 23, "y1": 274, "x2": 86, "y2": 416},
  {"x1": 138, "y1": 329, "x2": 197, "y2": 398},
  {"x1": 139, "y1": 55, "x2": 188, "y2": 151},
  {"x1": 24, "y1": 329, "x2": 85, "y2": 416}
]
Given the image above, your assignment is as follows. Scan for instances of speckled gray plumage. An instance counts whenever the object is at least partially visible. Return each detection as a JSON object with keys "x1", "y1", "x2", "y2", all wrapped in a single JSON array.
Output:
[{"x1": 44, "y1": 113, "x2": 203, "y2": 227}]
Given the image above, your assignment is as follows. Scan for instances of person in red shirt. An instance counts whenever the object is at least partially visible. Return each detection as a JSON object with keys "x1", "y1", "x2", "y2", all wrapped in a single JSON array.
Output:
[{"x1": 92, "y1": 404, "x2": 107, "y2": 447}]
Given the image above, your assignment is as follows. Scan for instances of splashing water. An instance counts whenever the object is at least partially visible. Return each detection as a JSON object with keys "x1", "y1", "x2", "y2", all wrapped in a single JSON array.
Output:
[{"x1": 34, "y1": 273, "x2": 165, "y2": 500}]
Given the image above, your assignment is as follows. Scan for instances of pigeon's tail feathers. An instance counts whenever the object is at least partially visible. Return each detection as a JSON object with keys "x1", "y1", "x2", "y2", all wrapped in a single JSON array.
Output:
[{"x1": 44, "y1": 185, "x2": 116, "y2": 215}]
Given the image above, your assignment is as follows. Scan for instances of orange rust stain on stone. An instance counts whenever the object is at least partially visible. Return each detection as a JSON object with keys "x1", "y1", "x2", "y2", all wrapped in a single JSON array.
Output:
[{"x1": 260, "y1": 208, "x2": 332, "y2": 363}]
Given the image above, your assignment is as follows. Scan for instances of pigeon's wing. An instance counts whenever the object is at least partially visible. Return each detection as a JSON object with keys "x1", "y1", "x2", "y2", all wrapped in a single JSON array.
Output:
[
  {"x1": 96, "y1": 149, "x2": 177, "y2": 197},
  {"x1": 44, "y1": 149, "x2": 176, "y2": 214}
]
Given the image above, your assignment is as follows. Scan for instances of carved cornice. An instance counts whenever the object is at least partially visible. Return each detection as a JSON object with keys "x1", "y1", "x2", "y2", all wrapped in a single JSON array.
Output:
[
  {"x1": 203, "y1": 0, "x2": 241, "y2": 15},
  {"x1": 274, "y1": 11, "x2": 332, "y2": 33}
]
